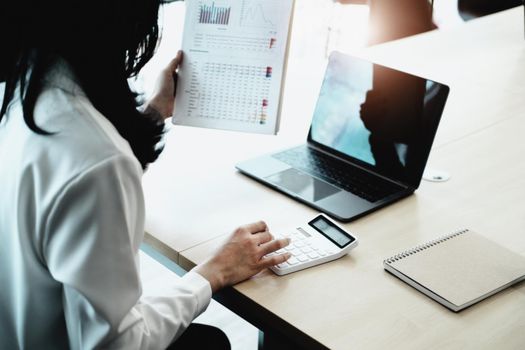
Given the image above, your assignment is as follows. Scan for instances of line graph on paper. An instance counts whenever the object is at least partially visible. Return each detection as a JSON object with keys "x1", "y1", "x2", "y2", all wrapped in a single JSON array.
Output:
[{"x1": 240, "y1": 0, "x2": 282, "y2": 30}]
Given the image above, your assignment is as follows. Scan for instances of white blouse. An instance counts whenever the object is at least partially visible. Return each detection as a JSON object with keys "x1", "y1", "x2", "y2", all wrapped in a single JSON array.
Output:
[{"x1": 0, "y1": 64, "x2": 211, "y2": 349}]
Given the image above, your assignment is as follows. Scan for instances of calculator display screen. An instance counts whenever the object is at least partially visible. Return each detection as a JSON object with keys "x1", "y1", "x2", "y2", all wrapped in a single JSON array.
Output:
[{"x1": 309, "y1": 216, "x2": 355, "y2": 248}]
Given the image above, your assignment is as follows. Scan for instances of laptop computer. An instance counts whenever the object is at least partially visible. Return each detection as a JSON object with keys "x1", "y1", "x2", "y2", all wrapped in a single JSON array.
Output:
[{"x1": 236, "y1": 51, "x2": 450, "y2": 222}]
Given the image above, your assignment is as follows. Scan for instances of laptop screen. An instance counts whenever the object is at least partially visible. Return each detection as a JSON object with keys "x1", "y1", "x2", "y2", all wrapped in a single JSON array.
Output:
[{"x1": 308, "y1": 52, "x2": 449, "y2": 188}]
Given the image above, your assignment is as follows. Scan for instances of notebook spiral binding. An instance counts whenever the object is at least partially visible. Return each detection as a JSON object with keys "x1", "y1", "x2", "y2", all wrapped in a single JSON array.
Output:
[{"x1": 384, "y1": 229, "x2": 469, "y2": 265}]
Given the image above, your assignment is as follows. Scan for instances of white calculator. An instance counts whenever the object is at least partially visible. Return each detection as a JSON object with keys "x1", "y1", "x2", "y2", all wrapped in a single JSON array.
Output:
[{"x1": 268, "y1": 214, "x2": 358, "y2": 275}]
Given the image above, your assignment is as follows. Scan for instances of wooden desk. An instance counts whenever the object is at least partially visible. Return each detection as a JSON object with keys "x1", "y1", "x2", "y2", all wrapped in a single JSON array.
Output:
[
  {"x1": 143, "y1": 7, "x2": 525, "y2": 349},
  {"x1": 180, "y1": 112, "x2": 525, "y2": 349}
]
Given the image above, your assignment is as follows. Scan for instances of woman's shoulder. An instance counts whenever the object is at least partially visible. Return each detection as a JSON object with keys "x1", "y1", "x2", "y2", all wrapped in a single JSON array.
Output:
[
  {"x1": 36, "y1": 94, "x2": 139, "y2": 172},
  {"x1": 31, "y1": 69, "x2": 143, "y2": 178},
  {"x1": 1, "y1": 61, "x2": 144, "y2": 204}
]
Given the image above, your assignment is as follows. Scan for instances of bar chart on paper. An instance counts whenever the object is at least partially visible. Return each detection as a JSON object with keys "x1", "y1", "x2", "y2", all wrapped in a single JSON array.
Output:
[
  {"x1": 198, "y1": 2, "x2": 231, "y2": 25},
  {"x1": 174, "y1": 0, "x2": 294, "y2": 134}
]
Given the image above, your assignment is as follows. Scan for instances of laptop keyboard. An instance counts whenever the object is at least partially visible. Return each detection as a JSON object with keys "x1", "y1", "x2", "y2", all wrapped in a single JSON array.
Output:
[{"x1": 273, "y1": 147, "x2": 403, "y2": 203}]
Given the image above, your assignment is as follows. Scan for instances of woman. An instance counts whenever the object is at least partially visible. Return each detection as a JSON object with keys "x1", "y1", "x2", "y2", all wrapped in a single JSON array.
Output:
[{"x1": 0, "y1": 1, "x2": 290, "y2": 348}]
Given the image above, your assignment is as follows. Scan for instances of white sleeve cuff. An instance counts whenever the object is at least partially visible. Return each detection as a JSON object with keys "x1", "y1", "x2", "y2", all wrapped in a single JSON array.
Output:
[{"x1": 180, "y1": 271, "x2": 212, "y2": 316}]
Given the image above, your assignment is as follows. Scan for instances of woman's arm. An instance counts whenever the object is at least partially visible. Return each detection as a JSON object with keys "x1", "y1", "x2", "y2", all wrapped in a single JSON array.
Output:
[
  {"x1": 44, "y1": 152, "x2": 290, "y2": 349},
  {"x1": 44, "y1": 154, "x2": 208, "y2": 349}
]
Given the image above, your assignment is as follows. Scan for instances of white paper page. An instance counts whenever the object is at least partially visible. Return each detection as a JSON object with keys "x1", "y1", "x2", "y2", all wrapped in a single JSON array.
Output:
[{"x1": 173, "y1": 0, "x2": 294, "y2": 134}]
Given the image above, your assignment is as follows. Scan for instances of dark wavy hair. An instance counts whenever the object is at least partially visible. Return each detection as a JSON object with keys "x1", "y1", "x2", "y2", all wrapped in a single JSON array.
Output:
[{"x1": 0, "y1": 0, "x2": 166, "y2": 169}]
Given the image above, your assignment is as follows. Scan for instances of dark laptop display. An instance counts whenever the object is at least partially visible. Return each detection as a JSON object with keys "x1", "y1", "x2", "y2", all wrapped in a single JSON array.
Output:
[
  {"x1": 309, "y1": 52, "x2": 448, "y2": 188},
  {"x1": 236, "y1": 52, "x2": 449, "y2": 222}
]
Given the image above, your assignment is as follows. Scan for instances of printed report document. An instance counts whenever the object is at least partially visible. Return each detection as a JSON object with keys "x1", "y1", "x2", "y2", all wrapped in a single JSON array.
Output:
[{"x1": 173, "y1": 0, "x2": 295, "y2": 134}]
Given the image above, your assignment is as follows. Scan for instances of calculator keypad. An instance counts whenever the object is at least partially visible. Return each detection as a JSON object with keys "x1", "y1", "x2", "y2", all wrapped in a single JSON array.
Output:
[{"x1": 267, "y1": 229, "x2": 337, "y2": 270}]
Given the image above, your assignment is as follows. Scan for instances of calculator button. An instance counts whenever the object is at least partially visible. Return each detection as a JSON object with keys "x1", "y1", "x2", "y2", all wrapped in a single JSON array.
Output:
[
  {"x1": 290, "y1": 251, "x2": 302, "y2": 258},
  {"x1": 289, "y1": 248, "x2": 301, "y2": 255},
  {"x1": 294, "y1": 241, "x2": 305, "y2": 248},
  {"x1": 275, "y1": 249, "x2": 285, "y2": 254},
  {"x1": 297, "y1": 255, "x2": 309, "y2": 262},
  {"x1": 300, "y1": 247, "x2": 312, "y2": 254},
  {"x1": 276, "y1": 262, "x2": 288, "y2": 268},
  {"x1": 307, "y1": 252, "x2": 320, "y2": 259},
  {"x1": 285, "y1": 246, "x2": 295, "y2": 252},
  {"x1": 287, "y1": 257, "x2": 299, "y2": 265},
  {"x1": 318, "y1": 250, "x2": 327, "y2": 256}
]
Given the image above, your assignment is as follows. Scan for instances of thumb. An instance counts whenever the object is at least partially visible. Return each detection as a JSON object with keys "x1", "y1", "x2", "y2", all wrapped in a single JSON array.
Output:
[{"x1": 165, "y1": 50, "x2": 183, "y2": 74}]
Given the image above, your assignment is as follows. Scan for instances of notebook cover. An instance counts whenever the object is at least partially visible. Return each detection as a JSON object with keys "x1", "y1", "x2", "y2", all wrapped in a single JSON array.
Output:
[{"x1": 385, "y1": 230, "x2": 525, "y2": 310}]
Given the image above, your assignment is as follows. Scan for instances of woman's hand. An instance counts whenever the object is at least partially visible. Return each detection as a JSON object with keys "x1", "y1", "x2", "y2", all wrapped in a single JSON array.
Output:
[
  {"x1": 145, "y1": 50, "x2": 183, "y2": 120},
  {"x1": 193, "y1": 221, "x2": 291, "y2": 293}
]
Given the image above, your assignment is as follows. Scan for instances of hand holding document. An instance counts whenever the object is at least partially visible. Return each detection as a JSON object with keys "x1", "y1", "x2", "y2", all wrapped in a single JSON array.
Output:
[{"x1": 173, "y1": 0, "x2": 295, "y2": 134}]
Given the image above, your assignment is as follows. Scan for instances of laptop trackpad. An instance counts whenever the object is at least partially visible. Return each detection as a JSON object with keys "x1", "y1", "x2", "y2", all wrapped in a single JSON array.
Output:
[{"x1": 265, "y1": 168, "x2": 340, "y2": 202}]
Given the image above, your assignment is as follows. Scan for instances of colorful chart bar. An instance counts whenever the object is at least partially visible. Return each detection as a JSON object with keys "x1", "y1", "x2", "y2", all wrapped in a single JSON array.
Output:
[
  {"x1": 260, "y1": 99, "x2": 268, "y2": 124},
  {"x1": 199, "y1": 2, "x2": 231, "y2": 25},
  {"x1": 265, "y1": 66, "x2": 272, "y2": 78}
]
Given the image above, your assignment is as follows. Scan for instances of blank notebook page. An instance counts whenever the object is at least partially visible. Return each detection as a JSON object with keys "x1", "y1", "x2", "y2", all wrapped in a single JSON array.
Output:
[{"x1": 390, "y1": 230, "x2": 525, "y2": 307}]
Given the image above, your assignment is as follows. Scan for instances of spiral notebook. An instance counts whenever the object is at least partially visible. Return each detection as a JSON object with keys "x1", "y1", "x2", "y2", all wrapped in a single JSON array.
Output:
[{"x1": 384, "y1": 229, "x2": 525, "y2": 312}]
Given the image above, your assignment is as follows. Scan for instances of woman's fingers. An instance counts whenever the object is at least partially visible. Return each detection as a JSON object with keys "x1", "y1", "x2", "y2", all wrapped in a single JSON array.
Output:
[
  {"x1": 252, "y1": 230, "x2": 273, "y2": 246},
  {"x1": 260, "y1": 252, "x2": 292, "y2": 269},
  {"x1": 240, "y1": 220, "x2": 267, "y2": 234},
  {"x1": 259, "y1": 237, "x2": 290, "y2": 257},
  {"x1": 193, "y1": 220, "x2": 294, "y2": 292},
  {"x1": 165, "y1": 50, "x2": 183, "y2": 74}
]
